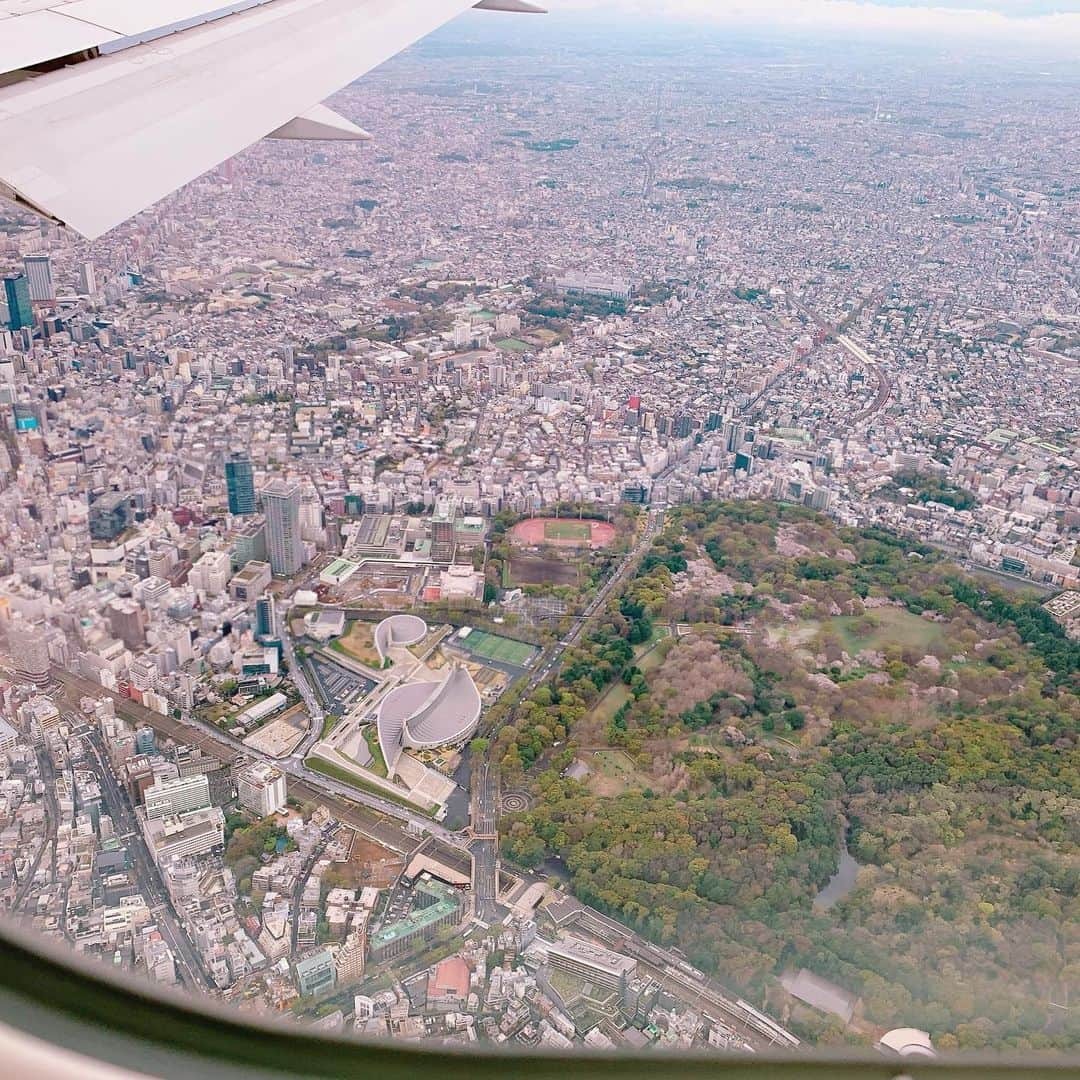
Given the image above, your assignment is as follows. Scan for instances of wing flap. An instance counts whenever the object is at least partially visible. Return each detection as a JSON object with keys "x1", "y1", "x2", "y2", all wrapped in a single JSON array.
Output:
[
  {"x1": 0, "y1": 9, "x2": 114, "y2": 70},
  {"x1": 59, "y1": 0, "x2": 270, "y2": 38}
]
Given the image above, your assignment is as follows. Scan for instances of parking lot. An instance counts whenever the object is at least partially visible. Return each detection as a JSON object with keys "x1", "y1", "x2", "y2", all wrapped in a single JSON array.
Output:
[{"x1": 306, "y1": 653, "x2": 377, "y2": 713}]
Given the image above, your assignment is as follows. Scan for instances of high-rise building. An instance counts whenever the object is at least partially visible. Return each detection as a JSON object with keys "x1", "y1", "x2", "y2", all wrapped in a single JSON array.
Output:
[
  {"x1": 430, "y1": 499, "x2": 457, "y2": 563},
  {"x1": 22, "y1": 254, "x2": 55, "y2": 303},
  {"x1": 3, "y1": 274, "x2": 33, "y2": 330},
  {"x1": 294, "y1": 948, "x2": 336, "y2": 998},
  {"x1": 89, "y1": 491, "x2": 131, "y2": 541},
  {"x1": 225, "y1": 453, "x2": 256, "y2": 516},
  {"x1": 78, "y1": 260, "x2": 97, "y2": 296},
  {"x1": 144, "y1": 808, "x2": 225, "y2": 863},
  {"x1": 335, "y1": 930, "x2": 366, "y2": 985},
  {"x1": 236, "y1": 761, "x2": 287, "y2": 817},
  {"x1": 12, "y1": 624, "x2": 50, "y2": 688},
  {"x1": 261, "y1": 479, "x2": 302, "y2": 576},
  {"x1": 108, "y1": 597, "x2": 145, "y2": 649},
  {"x1": 144, "y1": 773, "x2": 211, "y2": 819},
  {"x1": 254, "y1": 594, "x2": 277, "y2": 639}
]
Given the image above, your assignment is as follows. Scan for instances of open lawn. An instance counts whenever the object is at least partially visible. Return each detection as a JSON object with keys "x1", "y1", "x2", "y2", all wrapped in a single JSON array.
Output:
[
  {"x1": 545, "y1": 520, "x2": 591, "y2": 542},
  {"x1": 363, "y1": 726, "x2": 388, "y2": 777},
  {"x1": 305, "y1": 758, "x2": 432, "y2": 816},
  {"x1": 590, "y1": 682, "x2": 632, "y2": 727},
  {"x1": 588, "y1": 749, "x2": 651, "y2": 797},
  {"x1": 331, "y1": 621, "x2": 382, "y2": 669},
  {"x1": 582, "y1": 635, "x2": 672, "y2": 736},
  {"x1": 463, "y1": 630, "x2": 537, "y2": 667},
  {"x1": 831, "y1": 607, "x2": 946, "y2": 655}
]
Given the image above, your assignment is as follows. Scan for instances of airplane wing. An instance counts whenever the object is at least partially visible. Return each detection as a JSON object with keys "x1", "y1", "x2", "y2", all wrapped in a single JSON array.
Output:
[{"x1": 0, "y1": 0, "x2": 543, "y2": 240}]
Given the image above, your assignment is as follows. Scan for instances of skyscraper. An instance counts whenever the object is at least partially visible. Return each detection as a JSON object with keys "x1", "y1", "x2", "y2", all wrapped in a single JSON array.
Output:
[
  {"x1": 225, "y1": 453, "x2": 256, "y2": 515},
  {"x1": 12, "y1": 623, "x2": 50, "y2": 688},
  {"x1": 261, "y1": 479, "x2": 302, "y2": 576},
  {"x1": 255, "y1": 594, "x2": 278, "y2": 640},
  {"x1": 3, "y1": 274, "x2": 33, "y2": 330},
  {"x1": 78, "y1": 260, "x2": 97, "y2": 296},
  {"x1": 22, "y1": 254, "x2": 55, "y2": 303}
]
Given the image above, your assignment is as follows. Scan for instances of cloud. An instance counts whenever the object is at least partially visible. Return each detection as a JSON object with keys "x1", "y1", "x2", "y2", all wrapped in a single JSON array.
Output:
[{"x1": 546, "y1": 0, "x2": 1080, "y2": 51}]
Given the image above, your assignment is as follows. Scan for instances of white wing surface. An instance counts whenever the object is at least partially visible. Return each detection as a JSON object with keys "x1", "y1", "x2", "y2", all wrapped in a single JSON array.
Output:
[{"x1": 0, "y1": 0, "x2": 543, "y2": 238}]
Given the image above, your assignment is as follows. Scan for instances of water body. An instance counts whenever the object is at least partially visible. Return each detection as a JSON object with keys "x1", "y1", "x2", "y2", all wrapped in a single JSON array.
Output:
[{"x1": 814, "y1": 829, "x2": 862, "y2": 911}]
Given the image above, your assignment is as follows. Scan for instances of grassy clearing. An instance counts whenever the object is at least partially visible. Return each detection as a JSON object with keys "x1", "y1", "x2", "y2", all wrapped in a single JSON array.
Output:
[
  {"x1": 319, "y1": 714, "x2": 341, "y2": 740},
  {"x1": 590, "y1": 682, "x2": 632, "y2": 727},
  {"x1": 305, "y1": 758, "x2": 432, "y2": 817},
  {"x1": 588, "y1": 749, "x2": 651, "y2": 797},
  {"x1": 363, "y1": 726, "x2": 387, "y2": 777},
  {"x1": 544, "y1": 520, "x2": 591, "y2": 542},
  {"x1": 831, "y1": 608, "x2": 945, "y2": 654},
  {"x1": 331, "y1": 621, "x2": 382, "y2": 668}
]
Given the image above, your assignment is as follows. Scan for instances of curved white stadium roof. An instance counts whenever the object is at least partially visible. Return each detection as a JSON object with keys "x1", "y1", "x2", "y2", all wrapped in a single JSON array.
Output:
[
  {"x1": 374, "y1": 614, "x2": 427, "y2": 665},
  {"x1": 376, "y1": 663, "x2": 481, "y2": 776}
]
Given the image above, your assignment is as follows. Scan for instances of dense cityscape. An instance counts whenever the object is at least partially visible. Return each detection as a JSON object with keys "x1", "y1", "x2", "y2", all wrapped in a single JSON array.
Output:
[{"x1": 0, "y1": 9, "x2": 1077, "y2": 1063}]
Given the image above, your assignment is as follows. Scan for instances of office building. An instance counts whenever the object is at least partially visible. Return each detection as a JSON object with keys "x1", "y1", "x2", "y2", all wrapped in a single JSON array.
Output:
[
  {"x1": 89, "y1": 492, "x2": 131, "y2": 541},
  {"x1": 261, "y1": 479, "x2": 303, "y2": 576},
  {"x1": 12, "y1": 624, "x2": 50, "y2": 687},
  {"x1": 225, "y1": 453, "x2": 256, "y2": 516},
  {"x1": 229, "y1": 559, "x2": 271, "y2": 601},
  {"x1": 236, "y1": 761, "x2": 287, "y2": 817},
  {"x1": 430, "y1": 500, "x2": 456, "y2": 563},
  {"x1": 544, "y1": 934, "x2": 638, "y2": 991},
  {"x1": 335, "y1": 930, "x2": 366, "y2": 984},
  {"x1": 143, "y1": 808, "x2": 225, "y2": 863},
  {"x1": 0, "y1": 718, "x2": 20, "y2": 754},
  {"x1": 144, "y1": 773, "x2": 211, "y2": 820},
  {"x1": 19, "y1": 696, "x2": 60, "y2": 740},
  {"x1": 172, "y1": 746, "x2": 232, "y2": 805},
  {"x1": 254, "y1": 594, "x2": 277, "y2": 639},
  {"x1": 78, "y1": 260, "x2": 97, "y2": 295},
  {"x1": 3, "y1": 274, "x2": 33, "y2": 330},
  {"x1": 367, "y1": 877, "x2": 461, "y2": 963},
  {"x1": 188, "y1": 550, "x2": 231, "y2": 598},
  {"x1": 294, "y1": 948, "x2": 336, "y2": 998},
  {"x1": 127, "y1": 656, "x2": 159, "y2": 694},
  {"x1": 108, "y1": 597, "x2": 145, "y2": 649},
  {"x1": 22, "y1": 254, "x2": 55, "y2": 303}
]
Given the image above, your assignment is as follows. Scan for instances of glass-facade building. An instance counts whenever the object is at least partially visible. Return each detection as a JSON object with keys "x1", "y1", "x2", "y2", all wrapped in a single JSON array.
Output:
[
  {"x1": 3, "y1": 274, "x2": 32, "y2": 330},
  {"x1": 225, "y1": 453, "x2": 256, "y2": 515}
]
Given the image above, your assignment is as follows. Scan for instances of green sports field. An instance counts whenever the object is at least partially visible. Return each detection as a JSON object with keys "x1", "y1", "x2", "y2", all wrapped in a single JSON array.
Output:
[
  {"x1": 462, "y1": 630, "x2": 537, "y2": 667},
  {"x1": 544, "y1": 520, "x2": 591, "y2": 541}
]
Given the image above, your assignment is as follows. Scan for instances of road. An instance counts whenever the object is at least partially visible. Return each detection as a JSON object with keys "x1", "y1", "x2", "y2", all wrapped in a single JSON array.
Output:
[
  {"x1": 836, "y1": 333, "x2": 892, "y2": 421},
  {"x1": 82, "y1": 730, "x2": 209, "y2": 992},
  {"x1": 278, "y1": 622, "x2": 324, "y2": 757},
  {"x1": 518, "y1": 507, "x2": 664, "y2": 700},
  {"x1": 469, "y1": 763, "x2": 499, "y2": 923},
  {"x1": 13, "y1": 750, "x2": 58, "y2": 913},
  {"x1": 467, "y1": 508, "x2": 664, "y2": 920},
  {"x1": 289, "y1": 838, "x2": 328, "y2": 955}
]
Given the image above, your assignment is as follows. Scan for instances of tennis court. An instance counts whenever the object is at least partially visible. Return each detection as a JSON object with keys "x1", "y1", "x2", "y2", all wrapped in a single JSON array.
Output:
[{"x1": 462, "y1": 630, "x2": 537, "y2": 667}]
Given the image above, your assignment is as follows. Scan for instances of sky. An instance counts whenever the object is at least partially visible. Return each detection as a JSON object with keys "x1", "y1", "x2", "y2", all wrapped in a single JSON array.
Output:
[{"x1": 545, "y1": 0, "x2": 1080, "y2": 53}]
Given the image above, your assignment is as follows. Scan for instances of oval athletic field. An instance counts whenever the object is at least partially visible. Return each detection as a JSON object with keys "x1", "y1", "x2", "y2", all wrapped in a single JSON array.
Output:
[{"x1": 508, "y1": 517, "x2": 616, "y2": 550}]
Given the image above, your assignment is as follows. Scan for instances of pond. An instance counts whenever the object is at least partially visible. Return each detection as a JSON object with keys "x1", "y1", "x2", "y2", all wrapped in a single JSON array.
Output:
[{"x1": 814, "y1": 829, "x2": 862, "y2": 911}]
